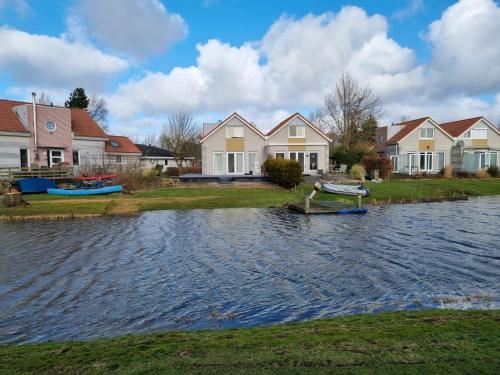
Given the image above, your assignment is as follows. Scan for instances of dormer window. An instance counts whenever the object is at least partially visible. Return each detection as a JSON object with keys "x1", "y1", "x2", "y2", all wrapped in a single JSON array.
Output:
[
  {"x1": 289, "y1": 125, "x2": 305, "y2": 137},
  {"x1": 110, "y1": 141, "x2": 120, "y2": 147},
  {"x1": 226, "y1": 126, "x2": 243, "y2": 138},
  {"x1": 419, "y1": 128, "x2": 434, "y2": 139}
]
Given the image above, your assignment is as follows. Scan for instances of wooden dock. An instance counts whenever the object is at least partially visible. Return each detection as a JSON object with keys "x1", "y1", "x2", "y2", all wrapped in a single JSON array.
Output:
[{"x1": 288, "y1": 200, "x2": 368, "y2": 215}]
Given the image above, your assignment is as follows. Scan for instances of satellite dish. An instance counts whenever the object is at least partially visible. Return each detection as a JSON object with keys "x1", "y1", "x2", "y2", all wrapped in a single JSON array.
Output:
[{"x1": 457, "y1": 140, "x2": 465, "y2": 147}]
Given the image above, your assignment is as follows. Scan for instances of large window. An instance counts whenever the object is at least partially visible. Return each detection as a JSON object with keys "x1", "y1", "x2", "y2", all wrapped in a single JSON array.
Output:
[
  {"x1": 490, "y1": 152, "x2": 498, "y2": 168},
  {"x1": 419, "y1": 128, "x2": 434, "y2": 139},
  {"x1": 419, "y1": 152, "x2": 433, "y2": 171},
  {"x1": 48, "y1": 149, "x2": 63, "y2": 167},
  {"x1": 464, "y1": 127, "x2": 487, "y2": 139},
  {"x1": 213, "y1": 152, "x2": 223, "y2": 174},
  {"x1": 226, "y1": 126, "x2": 244, "y2": 138},
  {"x1": 474, "y1": 152, "x2": 486, "y2": 170},
  {"x1": 247, "y1": 152, "x2": 256, "y2": 173},
  {"x1": 288, "y1": 125, "x2": 305, "y2": 137},
  {"x1": 391, "y1": 155, "x2": 399, "y2": 172},
  {"x1": 227, "y1": 152, "x2": 244, "y2": 174},
  {"x1": 437, "y1": 151, "x2": 445, "y2": 170},
  {"x1": 289, "y1": 152, "x2": 304, "y2": 171}
]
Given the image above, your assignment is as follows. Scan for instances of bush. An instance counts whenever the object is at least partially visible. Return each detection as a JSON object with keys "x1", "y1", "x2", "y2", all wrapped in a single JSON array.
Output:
[
  {"x1": 440, "y1": 165, "x2": 453, "y2": 178},
  {"x1": 117, "y1": 167, "x2": 158, "y2": 191},
  {"x1": 349, "y1": 164, "x2": 365, "y2": 180},
  {"x1": 362, "y1": 156, "x2": 393, "y2": 179},
  {"x1": 180, "y1": 167, "x2": 202, "y2": 175},
  {"x1": 487, "y1": 165, "x2": 499, "y2": 177},
  {"x1": 330, "y1": 144, "x2": 376, "y2": 168},
  {"x1": 456, "y1": 170, "x2": 470, "y2": 178},
  {"x1": 475, "y1": 169, "x2": 489, "y2": 179},
  {"x1": 166, "y1": 167, "x2": 180, "y2": 177},
  {"x1": 263, "y1": 157, "x2": 303, "y2": 189}
]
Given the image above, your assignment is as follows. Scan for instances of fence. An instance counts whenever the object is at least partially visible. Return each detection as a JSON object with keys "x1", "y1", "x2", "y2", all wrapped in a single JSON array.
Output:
[{"x1": 0, "y1": 167, "x2": 74, "y2": 181}]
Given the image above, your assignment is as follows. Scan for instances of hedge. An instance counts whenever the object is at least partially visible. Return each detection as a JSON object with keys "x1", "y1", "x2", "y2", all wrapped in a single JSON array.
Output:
[{"x1": 263, "y1": 157, "x2": 303, "y2": 189}]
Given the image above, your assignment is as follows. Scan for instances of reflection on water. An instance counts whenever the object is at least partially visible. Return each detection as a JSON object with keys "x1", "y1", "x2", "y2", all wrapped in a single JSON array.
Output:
[{"x1": 0, "y1": 196, "x2": 499, "y2": 344}]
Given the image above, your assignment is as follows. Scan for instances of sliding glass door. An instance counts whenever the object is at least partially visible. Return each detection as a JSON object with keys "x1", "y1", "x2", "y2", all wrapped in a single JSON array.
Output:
[
  {"x1": 213, "y1": 152, "x2": 223, "y2": 175},
  {"x1": 227, "y1": 152, "x2": 244, "y2": 174}
]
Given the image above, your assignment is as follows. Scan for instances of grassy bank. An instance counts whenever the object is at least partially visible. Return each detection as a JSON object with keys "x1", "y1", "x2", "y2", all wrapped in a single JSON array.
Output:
[
  {"x1": 1, "y1": 310, "x2": 498, "y2": 374},
  {"x1": 0, "y1": 178, "x2": 499, "y2": 219}
]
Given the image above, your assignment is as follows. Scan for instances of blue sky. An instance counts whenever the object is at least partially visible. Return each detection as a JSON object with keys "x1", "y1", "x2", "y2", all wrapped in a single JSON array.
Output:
[{"x1": 0, "y1": 0, "x2": 499, "y2": 138}]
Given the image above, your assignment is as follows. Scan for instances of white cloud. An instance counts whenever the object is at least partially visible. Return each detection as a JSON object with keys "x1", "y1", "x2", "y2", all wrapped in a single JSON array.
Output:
[
  {"x1": 393, "y1": 0, "x2": 425, "y2": 20},
  {"x1": 425, "y1": 0, "x2": 500, "y2": 96},
  {"x1": 0, "y1": 0, "x2": 31, "y2": 17},
  {"x1": 70, "y1": 0, "x2": 187, "y2": 59},
  {"x1": 110, "y1": 6, "x2": 418, "y2": 120},
  {"x1": 0, "y1": 27, "x2": 128, "y2": 89}
]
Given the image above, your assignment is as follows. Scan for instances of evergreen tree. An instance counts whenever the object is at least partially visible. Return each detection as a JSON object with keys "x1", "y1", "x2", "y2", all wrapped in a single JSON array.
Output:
[{"x1": 64, "y1": 88, "x2": 89, "y2": 109}]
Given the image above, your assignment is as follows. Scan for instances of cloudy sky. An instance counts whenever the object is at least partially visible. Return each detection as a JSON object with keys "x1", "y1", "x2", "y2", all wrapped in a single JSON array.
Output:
[{"x1": 1, "y1": 0, "x2": 499, "y2": 139}]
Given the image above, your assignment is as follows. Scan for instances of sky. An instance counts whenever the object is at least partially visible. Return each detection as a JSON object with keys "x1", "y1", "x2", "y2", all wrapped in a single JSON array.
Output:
[{"x1": 1, "y1": 0, "x2": 500, "y2": 140}]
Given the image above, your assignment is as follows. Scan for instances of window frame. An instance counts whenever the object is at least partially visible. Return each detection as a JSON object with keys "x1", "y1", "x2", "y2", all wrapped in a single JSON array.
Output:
[
  {"x1": 419, "y1": 152, "x2": 433, "y2": 172},
  {"x1": 226, "y1": 126, "x2": 244, "y2": 138},
  {"x1": 419, "y1": 128, "x2": 434, "y2": 140},
  {"x1": 288, "y1": 125, "x2": 305, "y2": 138},
  {"x1": 275, "y1": 152, "x2": 285, "y2": 159},
  {"x1": 391, "y1": 155, "x2": 399, "y2": 173},
  {"x1": 226, "y1": 152, "x2": 244, "y2": 174},
  {"x1": 72, "y1": 150, "x2": 80, "y2": 166}
]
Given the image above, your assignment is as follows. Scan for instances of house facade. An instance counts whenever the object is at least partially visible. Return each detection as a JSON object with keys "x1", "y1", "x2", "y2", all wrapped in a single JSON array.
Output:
[
  {"x1": 376, "y1": 116, "x2": 500, "y2": 174},
  {"x1": 201, "y1": 112, "x2": 331, "y2": 175},
  {"x1": 0, "y1": 95, "x2": 140, "y2": 174}
]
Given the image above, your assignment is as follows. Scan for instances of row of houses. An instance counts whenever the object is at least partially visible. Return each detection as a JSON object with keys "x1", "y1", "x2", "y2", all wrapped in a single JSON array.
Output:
[
  {"x1": 376, "y1": 117, "x2": 500, "y2": 174},
  {"x1": 1, "y1": 93, "x2": 499, "y2": 177},
  {"x1": 0, "y1": 95, "x2": 192, "y2": 175},
  {"x1": 201, "y1": 112, "x2": 332, "y2": 175}
]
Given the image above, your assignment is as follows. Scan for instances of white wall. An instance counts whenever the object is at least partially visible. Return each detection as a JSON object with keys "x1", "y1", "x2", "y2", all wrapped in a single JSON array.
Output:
[{"x1": 0, "y1": 134, "x2": 30, "y2": 168}]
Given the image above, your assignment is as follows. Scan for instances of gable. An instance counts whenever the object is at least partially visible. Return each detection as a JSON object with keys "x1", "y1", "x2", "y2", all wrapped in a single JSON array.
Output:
[
  {"x1": 201, "y1": 113, "x2": 265, "y2": 142},
  {"x1": 389, "y1": 118, "x2": 453, "y2": 144},
  {"x1": 266, "y1": 113, "x2": 332, "y2": 142}
]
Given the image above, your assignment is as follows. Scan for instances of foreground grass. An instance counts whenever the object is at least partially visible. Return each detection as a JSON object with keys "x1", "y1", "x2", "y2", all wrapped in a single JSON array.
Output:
[
  {"x1": 0, "y1": 178, "x2": 499, "y2": 218},
  {"x1": 1, "y1": 310, "x2": 498, "y2": 374}
]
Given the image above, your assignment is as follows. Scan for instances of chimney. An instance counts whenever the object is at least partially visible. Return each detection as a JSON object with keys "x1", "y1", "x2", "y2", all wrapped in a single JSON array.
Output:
[{"x1": 32, "y1": 92, "x2": 39, "y2": 161}]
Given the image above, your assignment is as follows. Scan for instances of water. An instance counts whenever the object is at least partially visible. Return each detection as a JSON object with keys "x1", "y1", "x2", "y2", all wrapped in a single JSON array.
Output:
[{"x1": 0, "y1": 197, "x2": 499, "y2": 344}]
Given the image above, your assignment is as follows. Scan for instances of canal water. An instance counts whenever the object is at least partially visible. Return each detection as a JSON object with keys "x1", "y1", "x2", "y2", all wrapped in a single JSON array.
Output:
[{"x1": 1, "y1": 197, "x2": 499, "y2": 344}]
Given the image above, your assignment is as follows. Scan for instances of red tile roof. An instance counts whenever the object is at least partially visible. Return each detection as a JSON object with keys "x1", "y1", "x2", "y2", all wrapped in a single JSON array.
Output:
[
  {"x1": 438, "y1": 117, "x2": 483, "y2": 137},
  {"x1": 105, "y1": 135, "x2": 142, "y2": 154},
  {"x1": 70, "y1": 108, "x2": 107, "y2": 138},
  {"x1": 386, "y1": 117, "x2": 430, "y2": 144},
  {"x1": 0, "y1": 99, "x2": 29, "y2": 133}
]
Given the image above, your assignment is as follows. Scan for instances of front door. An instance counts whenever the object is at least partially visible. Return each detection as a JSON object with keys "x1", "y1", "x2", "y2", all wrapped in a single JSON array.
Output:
[
  {"x1": 309, "y1": 152, "x2": 318, "y2": 174},
  {"x1": 289, "y1": 152, "x2": 305, "y2": 171},
  {"x1": 20, "y1": 149, "x2": 28, "y2": 168}
]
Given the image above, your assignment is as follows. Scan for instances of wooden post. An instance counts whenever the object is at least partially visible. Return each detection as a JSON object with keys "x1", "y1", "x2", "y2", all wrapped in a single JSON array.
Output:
[
  {"x1": 357, "y1": 194, "x2": 362, "y2": 208},
  {"x1": 305, "y1": 196, "x2": 310, "y2": 212}
]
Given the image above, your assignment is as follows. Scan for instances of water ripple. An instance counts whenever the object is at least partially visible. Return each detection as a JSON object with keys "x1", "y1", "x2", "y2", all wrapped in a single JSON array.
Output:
[{"x1": 0, "y1": 196, "x2": 499, "y2": 344}]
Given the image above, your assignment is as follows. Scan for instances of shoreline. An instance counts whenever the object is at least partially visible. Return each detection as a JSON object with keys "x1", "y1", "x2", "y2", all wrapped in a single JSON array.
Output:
[{"x1": 1, "y1": 309, "x2": 498, "y2": 373}]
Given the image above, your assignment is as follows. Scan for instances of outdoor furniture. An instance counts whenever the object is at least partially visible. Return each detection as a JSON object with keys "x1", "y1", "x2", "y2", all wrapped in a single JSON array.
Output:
[{"x1": 329, "y1": 164, "x2": 347, "y2": 175}]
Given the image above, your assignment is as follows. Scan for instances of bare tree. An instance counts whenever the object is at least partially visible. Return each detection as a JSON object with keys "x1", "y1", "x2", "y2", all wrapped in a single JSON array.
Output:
[
  {"x1": 87, "y1": 95, "x2": 109, "y2": 130},
  {"x1": 142, "y1": 134, "x2": 160, "y2": 147},
  {"x1": 315, "y1": 72, "x2": 383, "y2": 148},
  {"x1": 36, "y1": 92, "x2": 52, "y2": 105},
  {"x1": 160, "y1": 111, "x2": 199, "y2": 167}
]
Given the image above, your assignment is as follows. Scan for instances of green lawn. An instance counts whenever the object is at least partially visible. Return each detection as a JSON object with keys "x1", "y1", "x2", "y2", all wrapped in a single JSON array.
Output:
[
  {"x1": 0, "y1": 179, "x2": 499, "y2": 218},
  {"x1": 1, "y1": 309, "x2": 498, "y2": 374}
]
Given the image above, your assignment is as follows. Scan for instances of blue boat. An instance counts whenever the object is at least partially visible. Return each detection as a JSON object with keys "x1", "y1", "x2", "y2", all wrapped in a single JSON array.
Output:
[
  {"x1": 47, "y1": 185, "x2": 123, "y2": 196},
  {"x1": 336, "y1": 207, "x2": 368, "y2": 214},
  {"x1": 17, "y1": 178, "x2": 56, "y2": 193}
]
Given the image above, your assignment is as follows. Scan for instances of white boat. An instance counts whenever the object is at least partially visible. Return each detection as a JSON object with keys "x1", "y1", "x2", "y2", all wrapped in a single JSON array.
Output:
[{"x1": 321, "y1": 182, "x2": 370, "y2": 196}]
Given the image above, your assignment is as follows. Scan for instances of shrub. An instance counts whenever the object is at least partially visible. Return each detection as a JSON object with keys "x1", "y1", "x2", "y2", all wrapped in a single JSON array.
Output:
[
  {"x1": 330, "y1": 144, "x2": 377, "y2": 168},
  {"x1": 180, "y1": 167, "x2": 202, "y2": 175},
  {"x1": 487, "y1": 165, "x2": 499, "y2": 177},
  {"x1": 456, "y1": 170, "x2": 470, "y2": 178},
  {"x1": 263, "y1": 157, "x2": 302, "y2": 189},
  {"x1": 362, "y1": 156, "x2": 393, "y2": 179},
  {"x1": 166, "y1": 167, "x2": 180, "y2": 177},
  {"x1": 440, "y1": 165, "x2": 453, "y2": 178},
  {"x1": 475, "y1": 169, "x2": 489, "y2": 179},
  {"x1": 349, "y1": 164, "x2": 366, "y2": 181},
  {"x1": 117, "y1": 167, "x2": 158, "y2": 191}
]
